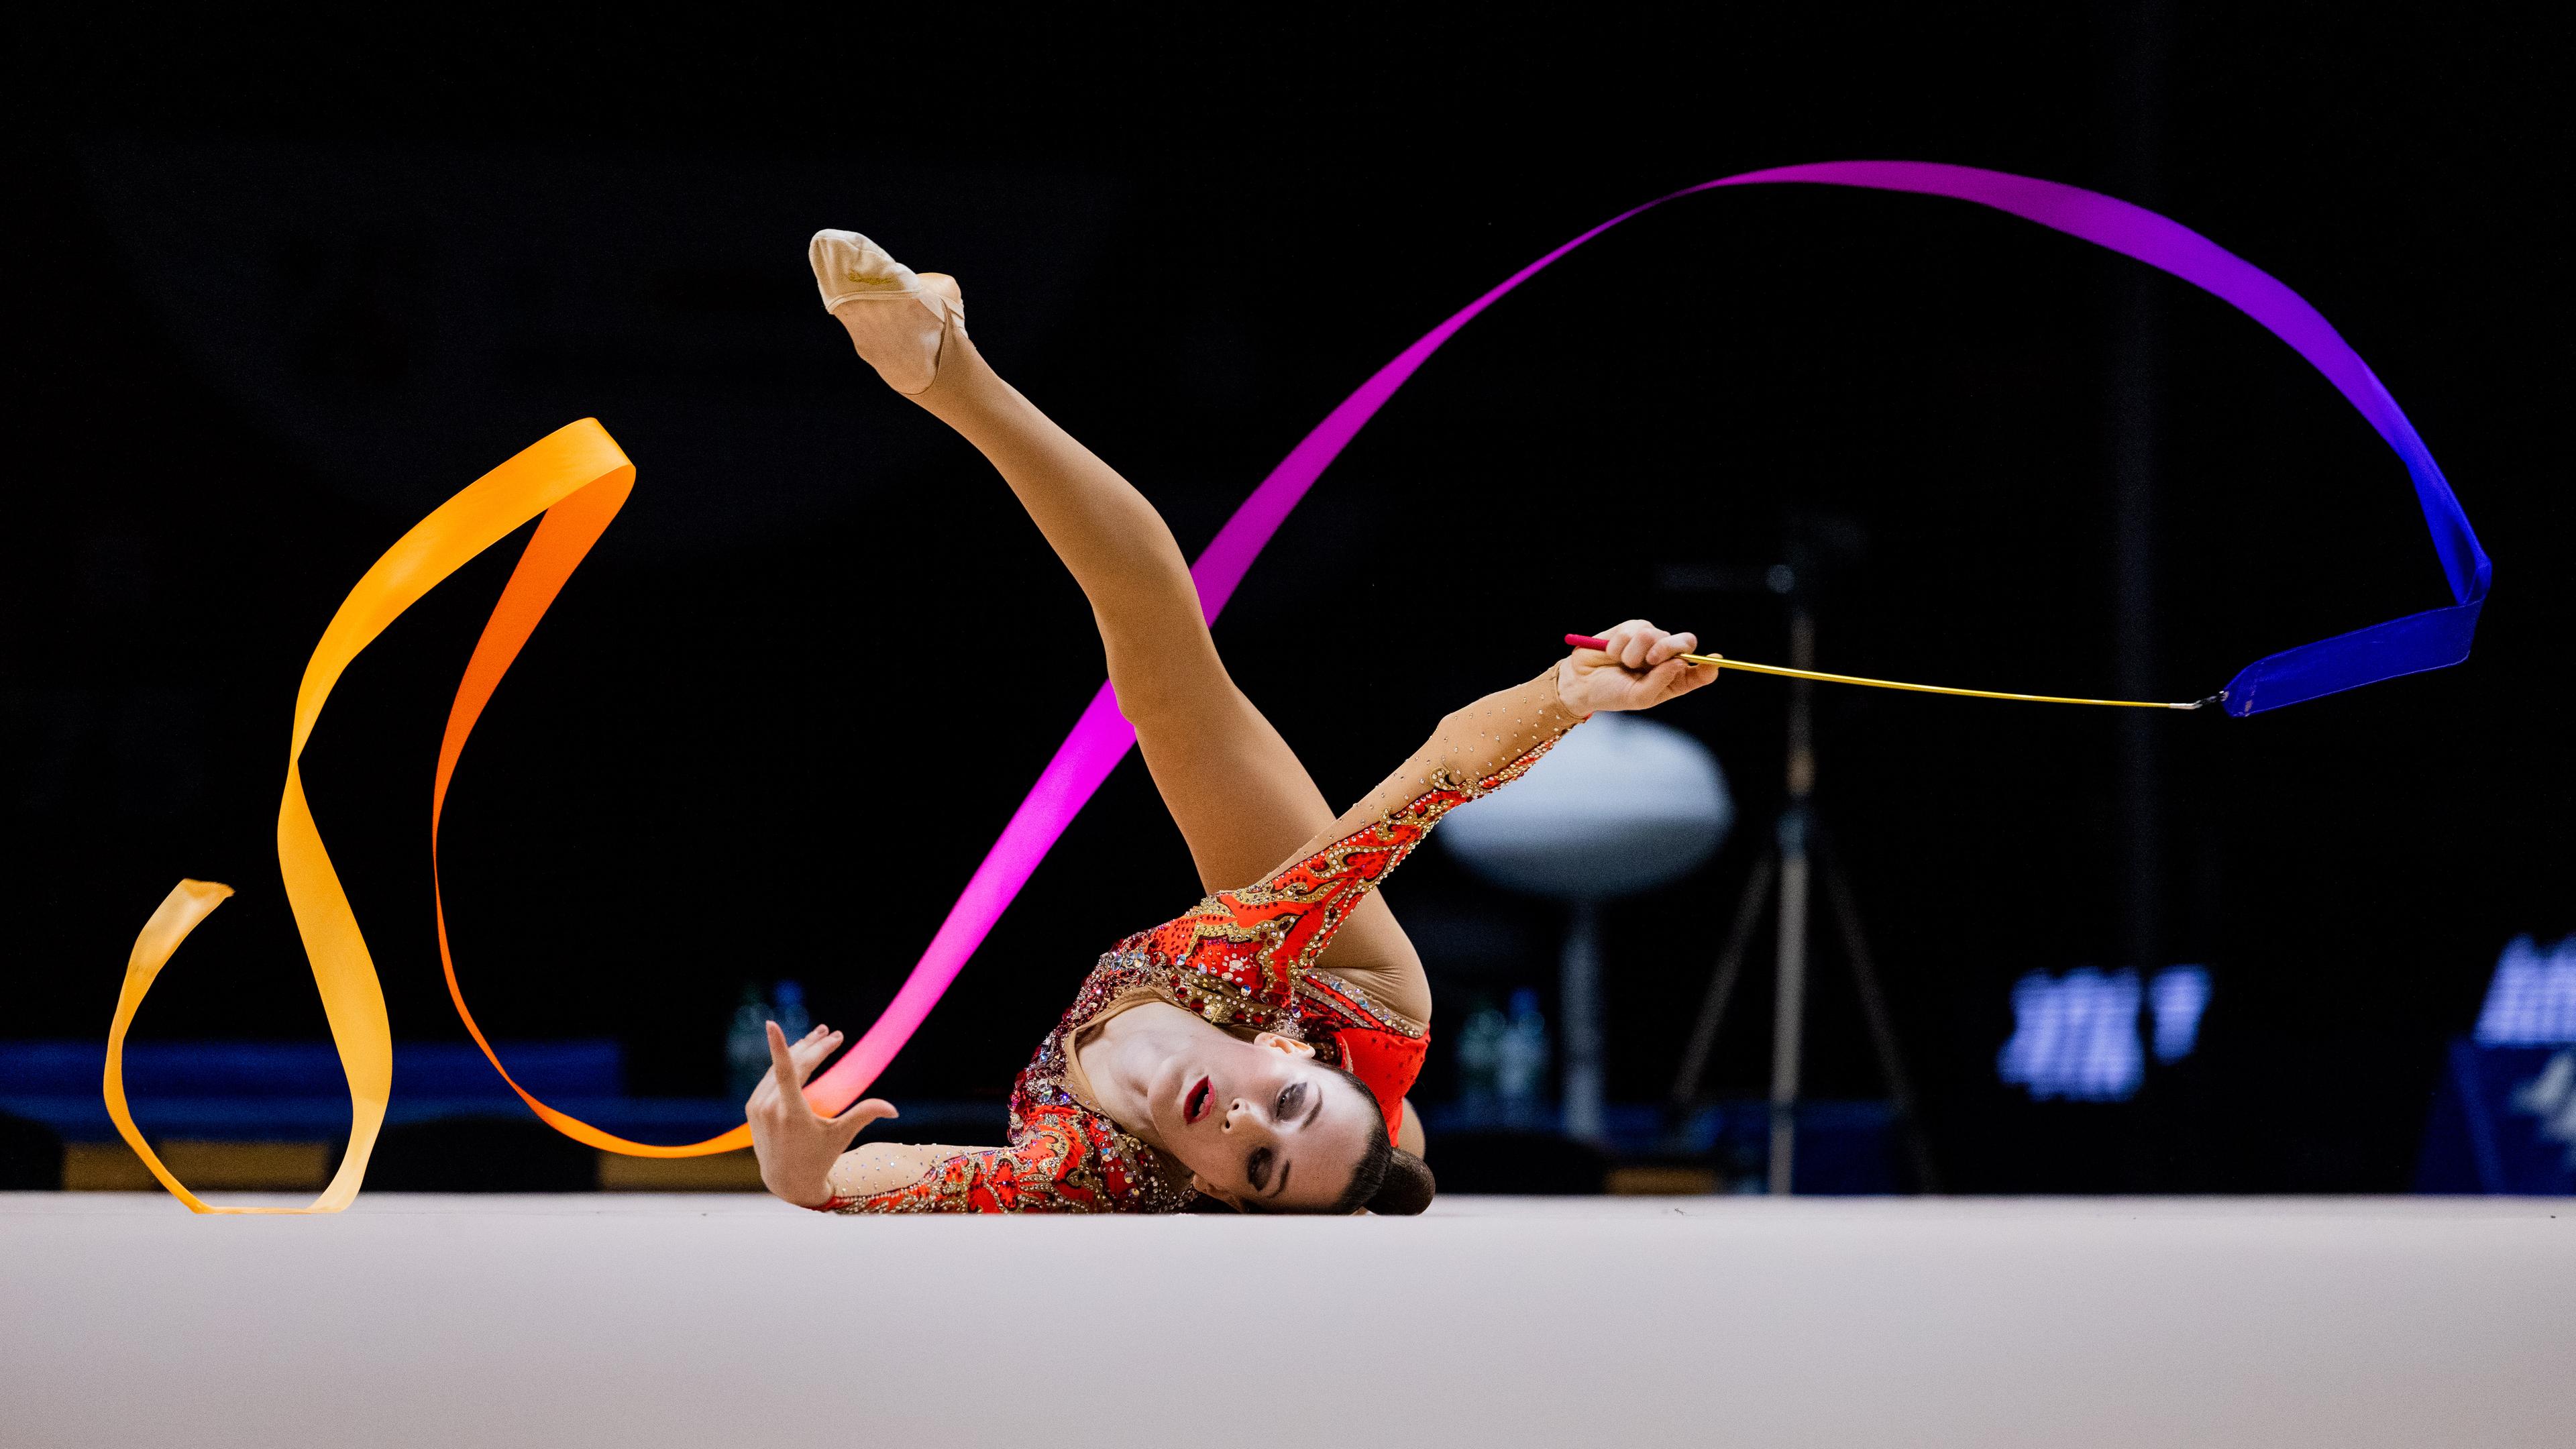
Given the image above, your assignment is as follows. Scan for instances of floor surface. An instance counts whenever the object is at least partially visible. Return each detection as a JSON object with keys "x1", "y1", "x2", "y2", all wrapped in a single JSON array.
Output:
[{"x1": 4, "y1": 1192, "x2": 2569, "y2": 1448}]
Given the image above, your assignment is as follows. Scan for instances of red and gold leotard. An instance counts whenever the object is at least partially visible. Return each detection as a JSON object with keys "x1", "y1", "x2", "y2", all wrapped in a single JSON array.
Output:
[{"x1": 822, "y1": 669, "x2": 1585, "y2": 1213}]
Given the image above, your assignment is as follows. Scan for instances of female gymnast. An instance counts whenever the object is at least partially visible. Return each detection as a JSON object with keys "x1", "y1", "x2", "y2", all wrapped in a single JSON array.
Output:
[{"x1": 744, "y1": 230, "x2": 1717, "y2": 1214}]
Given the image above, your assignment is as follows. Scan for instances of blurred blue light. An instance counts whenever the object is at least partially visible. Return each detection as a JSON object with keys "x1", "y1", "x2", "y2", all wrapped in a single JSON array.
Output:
[
  {"x1": 1997, "y1": 969, "x2": 2143, "y2": 1102},
  {"x1": 1997, "y1": 965, "x2": 2213, "y2": 1101},
  {"x1": 2473, "y1": 936, "x2": 2576, "y2": 1046},
  {"x1": 2149, "y1": 965, "x2": 2211, "y2": 1064}
]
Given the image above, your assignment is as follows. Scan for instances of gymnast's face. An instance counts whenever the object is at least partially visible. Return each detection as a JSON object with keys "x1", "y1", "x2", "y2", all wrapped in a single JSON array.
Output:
[{"x1": 1147, "y1": 1030, "x2": 1377, "y2": 1211}]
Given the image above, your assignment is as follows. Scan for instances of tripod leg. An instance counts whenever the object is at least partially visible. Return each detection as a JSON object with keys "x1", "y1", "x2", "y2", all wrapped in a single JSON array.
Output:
[
  {"x1": 1667, "y1": 849, "x2": 1777, "y2": 1110},
  {"x1": 1817, "y1": 834, "x2": 1941, "y2": 1193}
]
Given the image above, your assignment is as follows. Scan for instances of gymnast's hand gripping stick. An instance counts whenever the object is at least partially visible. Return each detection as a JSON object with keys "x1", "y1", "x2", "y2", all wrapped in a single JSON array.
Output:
[{"x1": 1562, "y1": 635, "x2": 2221, "y2": 710}]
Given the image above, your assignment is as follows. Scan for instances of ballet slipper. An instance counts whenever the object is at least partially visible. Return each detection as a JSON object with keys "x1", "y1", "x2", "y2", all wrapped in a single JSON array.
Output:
[{"x1": 808, "y1": 229, "x2": 967, "y2": 395}]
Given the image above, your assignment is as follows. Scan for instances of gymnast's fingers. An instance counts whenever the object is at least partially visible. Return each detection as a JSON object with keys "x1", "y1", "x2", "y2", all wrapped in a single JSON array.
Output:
[
  {"x1": 1617, "y1": 624, "x2": 1654, "y2": 672},
  {"x1": 825, "y1": 1097, "x2": 897, "y2": 1152},
  {"x1": 1668, "y1": 652, "x2": 1719, "y2": 694},
  {"x1": 787, "y1": 1027, "x2": 845, "y2": 1077},
  {"x1": 1652, "y1": 630, "x2": 1698, "y2": 665},
  {"x1": 764, "y1": 1022, "x2": 817, "y2": 1119},
  {"x1": 830, "y1": 1097, "x2": 898, "y2": 1130},
  {"x1": 790, "y1": 1032, "x2": 846, "y2": 1106}
]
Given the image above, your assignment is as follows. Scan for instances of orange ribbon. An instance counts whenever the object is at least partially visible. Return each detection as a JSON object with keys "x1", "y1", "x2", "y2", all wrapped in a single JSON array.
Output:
[
  {"x1": 429, "y1": 430, "x2": 748, "y2": 1159},
  {"x1": 104, "y1": 420, "x2": 744, "y2": 1215}
]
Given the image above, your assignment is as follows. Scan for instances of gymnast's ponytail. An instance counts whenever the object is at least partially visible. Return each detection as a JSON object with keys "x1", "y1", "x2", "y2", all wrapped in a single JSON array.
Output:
[{"x1": 1366, "y1": 1146, "x2": 1436, "y2": 1216}]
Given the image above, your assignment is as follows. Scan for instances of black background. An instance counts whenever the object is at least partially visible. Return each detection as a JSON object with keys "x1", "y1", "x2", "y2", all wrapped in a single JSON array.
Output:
[{"x1": 4, "y1": 5, "x2": 2565, "y2": 1190}]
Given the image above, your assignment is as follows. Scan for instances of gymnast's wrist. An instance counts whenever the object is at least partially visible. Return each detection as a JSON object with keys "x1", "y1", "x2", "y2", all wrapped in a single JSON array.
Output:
[
  {"x1": 763, "y1": 1163, "x2": 837, "y2": 1210},
  {"x1": 1552, "y1": 658, "x2": 1599, "y2": 718}
]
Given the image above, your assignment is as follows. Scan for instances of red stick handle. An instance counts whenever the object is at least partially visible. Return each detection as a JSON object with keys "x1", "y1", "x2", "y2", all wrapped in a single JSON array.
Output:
[{"x1": 1564, "y1": 634, "x2": 1611, "y2": 651}]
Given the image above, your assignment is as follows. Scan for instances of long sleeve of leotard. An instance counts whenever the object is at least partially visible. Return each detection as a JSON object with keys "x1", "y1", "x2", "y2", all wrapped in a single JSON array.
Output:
[
  {"x1": 823, "y1": 1108, "x2": 1142, "y2": 1214},
  {"x1": 1155, "y1": 667, "x2": 1586, "y2": 1010},
  {"x1": 1299, "y1": 665, "x2": 1589, "y2": 872}
]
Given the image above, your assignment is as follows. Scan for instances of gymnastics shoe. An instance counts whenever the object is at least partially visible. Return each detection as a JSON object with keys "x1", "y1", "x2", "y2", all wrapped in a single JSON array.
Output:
[{"x1": 808, "y1": 229, "x2": 965, "y2": 395}]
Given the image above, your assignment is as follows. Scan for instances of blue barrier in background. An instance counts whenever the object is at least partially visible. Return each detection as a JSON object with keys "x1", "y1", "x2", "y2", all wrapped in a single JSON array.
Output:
[{"x1": 0, "y1": 1040, "x2": 738, "y2": 1142}]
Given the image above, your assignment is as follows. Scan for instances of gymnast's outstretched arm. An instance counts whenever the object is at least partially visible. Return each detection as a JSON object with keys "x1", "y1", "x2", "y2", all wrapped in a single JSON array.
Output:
[
  {"x1": 1246, "y1": 622, "x2": 1720, "y2": 899},
  {"x1": 751, "y1": 1018, "x2": 1115, "y2": 1212}
]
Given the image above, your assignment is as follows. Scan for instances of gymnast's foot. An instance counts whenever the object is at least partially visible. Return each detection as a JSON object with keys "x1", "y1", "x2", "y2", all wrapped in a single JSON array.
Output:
[{"x1": 809, "y1": 229, "x2": 965, "y2": 396}]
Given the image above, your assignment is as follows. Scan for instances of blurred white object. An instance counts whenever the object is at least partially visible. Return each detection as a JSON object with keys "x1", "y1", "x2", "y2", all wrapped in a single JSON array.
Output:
[
  {"x1": 1440, "y1": 712, "x2": 1731, "y2": 1139},
  {"x1": 1440, "y1": 711, "x2": 1732, "y2": 899}
]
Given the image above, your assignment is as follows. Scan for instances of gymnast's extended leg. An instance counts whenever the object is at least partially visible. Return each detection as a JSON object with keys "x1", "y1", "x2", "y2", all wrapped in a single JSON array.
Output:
[{"x1": 812, "y1": 231, "x2": 1430, "y2": 1024}]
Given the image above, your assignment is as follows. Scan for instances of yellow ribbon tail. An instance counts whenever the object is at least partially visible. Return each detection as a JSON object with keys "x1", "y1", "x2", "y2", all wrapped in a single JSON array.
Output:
[{"x1": 104, "y1": 419, "x2": 746, "y2": 1216}]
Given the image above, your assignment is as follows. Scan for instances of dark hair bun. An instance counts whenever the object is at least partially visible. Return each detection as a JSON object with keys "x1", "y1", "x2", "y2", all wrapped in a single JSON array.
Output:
[{"x1": 1366, "y1": 1148, "x2": 1436, "y2": 1215}]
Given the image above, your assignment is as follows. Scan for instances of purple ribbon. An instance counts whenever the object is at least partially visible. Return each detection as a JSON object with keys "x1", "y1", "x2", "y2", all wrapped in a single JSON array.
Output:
[{"x1": 807, "y1": 160, "x2": 2487, "y2": 1107}]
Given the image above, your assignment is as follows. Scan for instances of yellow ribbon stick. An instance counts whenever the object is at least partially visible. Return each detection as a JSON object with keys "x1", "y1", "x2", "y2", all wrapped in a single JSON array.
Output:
[
  {"x1": 1563, "y1": 635, "x2": 2214, "y2": 710},
  {"x1": 103, "y1": 420, "x2": 738, "y2": 1216},
  {"x1": 1672, "y1": 653, "x2": 2212, "y2": 710}
]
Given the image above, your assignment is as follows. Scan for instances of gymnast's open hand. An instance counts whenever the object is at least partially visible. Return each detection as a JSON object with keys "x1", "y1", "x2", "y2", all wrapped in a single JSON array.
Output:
[
  {"x1": 1559, "y1": 619, "x2": 1720, "y2": 715},
  {"x1": 747, "y1": 1020, "x2": 898, "y2": 1208}
]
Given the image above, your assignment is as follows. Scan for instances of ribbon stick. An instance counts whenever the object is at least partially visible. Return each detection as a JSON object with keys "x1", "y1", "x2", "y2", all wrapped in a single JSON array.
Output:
[
  {"x1": 1561, "y1": 635, "x2": 2216, "y2": 710},
  {"x1": 806, "y1": 160, "x2": 2487, "y2": 1112}
]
